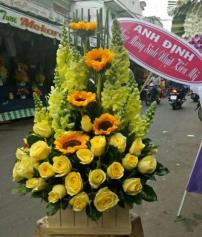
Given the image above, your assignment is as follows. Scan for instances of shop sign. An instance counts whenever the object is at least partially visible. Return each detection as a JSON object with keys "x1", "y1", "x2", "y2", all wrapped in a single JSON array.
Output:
[
  {"x1": 0, "y1": 5, "x2": 62, "y2": 40},
  {"x1": 1, "y1": 0, "x2": 65, "y2": 24},
  {"x1": 118, "y1": 18, "x2": 202, "y2": 85}
]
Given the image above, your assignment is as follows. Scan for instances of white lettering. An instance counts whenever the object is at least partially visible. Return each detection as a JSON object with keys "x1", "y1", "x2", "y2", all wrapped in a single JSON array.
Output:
[{"x1": 134, "y1": 25, "x2": 142, "y2": 34}]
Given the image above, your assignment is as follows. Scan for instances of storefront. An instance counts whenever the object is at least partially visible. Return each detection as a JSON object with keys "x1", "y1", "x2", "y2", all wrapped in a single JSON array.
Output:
[{"x1": 0, "y1": 4, "x2": 62, "y2": 122}]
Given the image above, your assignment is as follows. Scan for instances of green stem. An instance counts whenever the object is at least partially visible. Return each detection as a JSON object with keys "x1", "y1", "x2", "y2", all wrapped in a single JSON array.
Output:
[
  {"x1": 96, "y1": 73, "x2": 102, "y2": 104},
  {"x1": 82, "y1": 37, "x2": 88, "y2": 55}
]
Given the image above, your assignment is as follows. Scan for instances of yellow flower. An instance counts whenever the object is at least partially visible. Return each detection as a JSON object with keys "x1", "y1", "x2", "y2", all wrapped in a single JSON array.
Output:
[
  {"x1": 54, "y1": 132, "x2": 89, "y2": 154},
  {"x1": 109, "y1": 133, "x2": 126, "y2": 153},
  {"x1": 123, "y1": 178, "x2": 142, "y2": 196},
  {"x1": 93, "y1": 113, "x2": 119, "y2": 135},
  {"x1": 48, "y1": 184, "x2": 66, "y2": 203},
  {"x1": 33, "y1": 121, "x2": 52, "y2": 138},
  {"x1": 30, "y1": 141, "x2": 51, "y2": 161},
  {"x1": 138, "y1": 156, "x2": 157, "y2": 174},
  {"x1": 76, "y1": 149, "x2": 94, "y2": 164},
  {"x1": 107, "y1": 162, "x2": 124, "y2": 179},
  {"x1": 52, "y1": 156, "x2": 72, "y2": 177},
  {"x1": 15, "y1": 147, "x2": 29, "y2": 160},
  {"x1": 122, "y1": 154, "x2": 138, "y2": 170},
  {"x1": 12, "y1": 157, "x2": 35, "y2": 181},
  {"x1": 89, "y1": 169, "x2": 106, "y2": 189},
  {"x1": 38, "y1": 162, "x2": 55, "y2": 178},
  {"x1": 65, "y1": 172, "x2": 83, "y2": 196},
  {"x1": 69, "y1": 192, "x2": 89, "y2": 211},
  {"x1": 67, "y1": 91, "x2": 96, "y2": 107},
  {"x1": 69, "y1": 21, "x2": 97, "y2": 31},
  {"x1": 90, "y1": 136, "x2": 106, "y2": 156},
  {"x1": 129, "y1": 138, "x2": 145, "y2": 156},
  {"x1": 26, "y1": 178, "x2": 46, "y2": 191},
  {"x1": 85, "y1": 48, "x2": 113, "y2": 72},
  {"x1": 81, "y1": 115, "x2": 92, "y2": 132},
  {"x1": 94, "y1": 187, "x2": 119, "y2": 212}
]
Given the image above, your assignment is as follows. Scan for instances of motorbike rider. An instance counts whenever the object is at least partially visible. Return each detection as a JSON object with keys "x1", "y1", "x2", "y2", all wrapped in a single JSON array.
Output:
[
  {"x1": 169, "y1": 81, "x2": 187, "y2": 99},
  {"x1": 148, "y1": 75, "x2": 161, "y2": 101}
]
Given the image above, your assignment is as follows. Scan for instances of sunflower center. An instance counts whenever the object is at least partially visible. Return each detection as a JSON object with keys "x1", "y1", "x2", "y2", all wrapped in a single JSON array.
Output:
[
  {"x1": 94, "y1": 57, "x2": 102, "y2": 62},
  {"x1": 63, "y1": 140, "x2": 81, "y2": 148},
  {"x1": 98, "y1": 121, "x2": 112, "y2": 131},
  {"x1": 75, "y1": 97, "x2": 86, "y2": 102}
]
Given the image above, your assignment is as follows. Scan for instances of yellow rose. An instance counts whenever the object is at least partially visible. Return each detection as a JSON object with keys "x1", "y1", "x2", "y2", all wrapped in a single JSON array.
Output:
[
  {"x1": 38, "y1": 162, "x2": 55, "y2": 178},
  {"x1": 30, "y1": 141, "x2": 51, "y2": 161},
  {"x1": 76, "y1": 149, "x2": 94, "y2": 164},
  {"x1": 69, "y1": 192, "x2": 89, "y2": 211},
  {"x1": 90, "y1": 136, "x2": 106, "y2": 156},
  {"x1": 33, "y1": 121, "x2": 52, "y2": 138},
  {"x1": 94, "y1": 187, "x2": 119, "y2": 212},
  {"x1": 53, "y1": 155, "x2": 72, "y2": 177},
  {"x1": 123, "y1": 178, "x2": 142, "y2": 196},
  {"x1": 16, "y1": 147, "x2": 29, "y2": 160},
  {"x1": 12, "y1": 157, "x2": 35, "y2": 181},
  {"x1": 81, "y1": 115, "x2": 92, "y2": 132},
  {"x1": 138, "y1": 156, "x2": 157, "y2": 174},
  {"x1": 48, "y1": 184, "x2": 66, "y2": 203},
  {"x1": 109, "y1": 133, "x2": 126, "y2": 153},
  {"x1": 89, "y1": 169, "x2": 106, "y2": 189},
  {"x1": 129, "y1": 138, "x2": 145, "y2": 156},
  {"x1": 65, "y1": 172, "x2": 83, "y2": 196},
  {"x1": 122, "y1": 154, "x2": 138, "y2": 170},
  {"x1": 26, "y1": 178, "x2": 46, "y2": 191},
  {"x1": 107, "y1": 162, "x2": 124, "y2": 179}
]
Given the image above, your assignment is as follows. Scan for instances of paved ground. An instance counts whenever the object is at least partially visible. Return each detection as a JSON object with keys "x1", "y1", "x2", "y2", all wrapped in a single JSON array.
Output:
[{"x1": 0, "y1": 97, "x2": 202, "y2": 237}]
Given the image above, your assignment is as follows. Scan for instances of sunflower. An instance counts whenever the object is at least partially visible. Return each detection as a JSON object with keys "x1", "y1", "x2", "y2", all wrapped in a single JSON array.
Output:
[
  {"x1": 67, "y1": 91, "x2": 96, "y2": 107},
  {"x1": 54, "y1": 132, "x2": 89, "y2": 154},
  {"x1": 84, "y1": 48, "x2": 113, "y2": 72},
  {"x1": 69, "y1": 21, "x2": 97, "y2": 31},
  {"x1": 93, "y1": 113, "x2": 120, "y2": 135}
]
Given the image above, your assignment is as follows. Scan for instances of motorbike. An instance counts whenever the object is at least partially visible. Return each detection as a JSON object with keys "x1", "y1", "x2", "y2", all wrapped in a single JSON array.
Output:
[
  {"x1": 168, "y1": 88, "x2": 186, "y2": 110},
  {"x1": 190, "y1": 91, "x2": 199, "y2": 102},
  {"x1": 195, "y1": 101, "x2": 202, "y2": 122},
  {"x1": 145, "y1": 85, "x2": 161, "y2": 106}
]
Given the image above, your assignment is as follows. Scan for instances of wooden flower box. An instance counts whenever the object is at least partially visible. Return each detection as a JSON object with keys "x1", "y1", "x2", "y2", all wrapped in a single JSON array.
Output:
[{"x1": 47, "y1": 207, "x2": 131, "y2": 235}]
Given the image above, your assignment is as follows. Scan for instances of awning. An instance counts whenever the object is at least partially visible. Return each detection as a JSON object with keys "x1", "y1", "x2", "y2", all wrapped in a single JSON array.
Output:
[{"x1": 0, "y1": 4, "x2": 62, "y2": 40}]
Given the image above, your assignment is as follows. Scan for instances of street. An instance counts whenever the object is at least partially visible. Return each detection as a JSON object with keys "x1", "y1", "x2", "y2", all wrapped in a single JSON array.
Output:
[{"x1": 1, "y1": 97, "x2": 202, "y2": 237}]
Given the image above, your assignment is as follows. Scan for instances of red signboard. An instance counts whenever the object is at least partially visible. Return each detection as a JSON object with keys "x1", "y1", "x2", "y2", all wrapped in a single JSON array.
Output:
[{"x1": 118, "y1": 18, "x2": 202, "y2": 85}]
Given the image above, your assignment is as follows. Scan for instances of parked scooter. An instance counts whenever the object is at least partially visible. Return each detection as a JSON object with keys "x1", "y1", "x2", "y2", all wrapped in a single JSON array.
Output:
[
  {"x1": 195, "y1": 101, "x2": 202, "y2": 122},
  {"x1": 168, "y1": 88, "x2": 186, "y2": 110},
  {"x1": 190, "y1": 91, "x2": 199, "y2": 102}
]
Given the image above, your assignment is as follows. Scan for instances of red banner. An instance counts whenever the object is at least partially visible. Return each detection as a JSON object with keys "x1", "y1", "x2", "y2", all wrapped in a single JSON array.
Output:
[{"x1": 118, "y1": 18, "x2": 202, "y2": 85}]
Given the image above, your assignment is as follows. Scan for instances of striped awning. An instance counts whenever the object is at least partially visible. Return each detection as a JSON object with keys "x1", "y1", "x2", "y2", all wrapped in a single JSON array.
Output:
[{"x1": 0, "y1": 108, "x2": 34, "y2": 122}]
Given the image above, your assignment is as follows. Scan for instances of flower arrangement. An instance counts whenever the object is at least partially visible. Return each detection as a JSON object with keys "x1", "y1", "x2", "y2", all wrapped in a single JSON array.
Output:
[{"x1": 12, "y1": 20, "x2": 168, "y2": 221}]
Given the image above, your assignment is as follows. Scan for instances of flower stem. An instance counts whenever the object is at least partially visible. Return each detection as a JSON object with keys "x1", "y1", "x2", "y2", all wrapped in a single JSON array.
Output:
[{"x1": 96, "y1": 73, "x2": 102, "y2": 104}]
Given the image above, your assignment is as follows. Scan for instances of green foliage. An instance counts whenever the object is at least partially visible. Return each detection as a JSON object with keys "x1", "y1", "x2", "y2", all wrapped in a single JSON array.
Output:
[
  {"x1": 86, "y1": 202, "x2": 102, "y2": 221},
  {"x1": 110, "y1": 19, "x2": 123, "y2": 47},
  {"x1": 141, "y1": 184, "x2": 157, "y2": 202},
  {"x1": 12, "y1": 183, "x2": 30, "y2": 195},
  {"x1": 46, "y1": 202, "x2": 61, "y2": 216},
  {"x1": 155, "y1": 162, "x2": 169, "y2": 176},
  {"x1": 26, "y1": 134, "x2": 44, "y2": 147}
]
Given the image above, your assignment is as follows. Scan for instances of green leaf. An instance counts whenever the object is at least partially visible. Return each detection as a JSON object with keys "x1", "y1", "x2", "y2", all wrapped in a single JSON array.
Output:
[
  {"x1": 126, "y1": 132, "x2": 136, "y2": 150},
  {"x1": 86, "y1": 203, "x2": 102, "y2": 221},
  {"x1": 155, "y1": 162, "x2": 169, "y2": 176},
  {"x1": 12, "y1": 184, "x2": 30, "y2": 195},
  {"x1": 26, "y1": 134, "x2": 44, "y2": 146},
  {"x1": 124, "y1": 193, "x2": 143, "y2": 207},
  {"x1": 31, "y1": 191, "x2": 43, "y2": 198},
  {"x1": 102, "y1": 145, "x2": 121, "y2": 165},
  {"x1": 46, "y1": 202, "x2": 61, "y2": 216},
  {"x1": 141, "y1": 184, "x2": 157, "y2": 202},
  {"x1": 61, "y1": 198, "x2": 69, "y2": 210}
]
